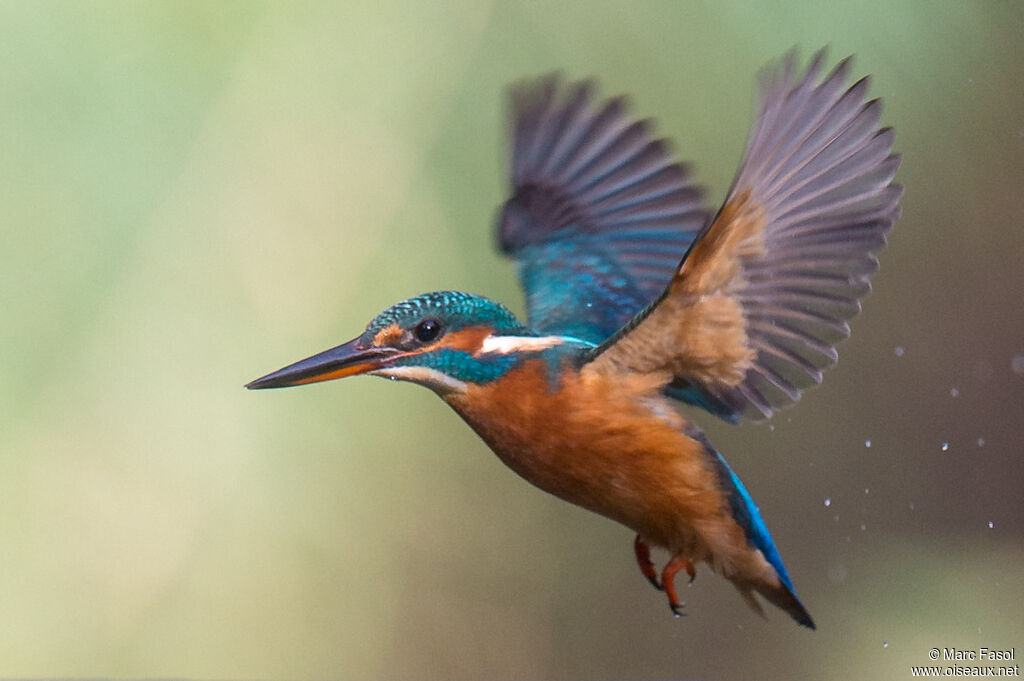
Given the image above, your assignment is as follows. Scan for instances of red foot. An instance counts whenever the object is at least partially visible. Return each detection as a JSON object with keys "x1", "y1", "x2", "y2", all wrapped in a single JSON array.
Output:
[
  {"x1": 661, "y1": 556, "x2": 696, "y2": 617},
  {"x1": 633, "y1": 535, "x2": 662, "y2": 591}
]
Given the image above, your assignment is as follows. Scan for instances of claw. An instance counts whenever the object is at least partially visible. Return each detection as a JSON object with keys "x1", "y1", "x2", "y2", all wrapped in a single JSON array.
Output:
[
  {"x1": 662, "y1": 555, "x2": 696, "y2": 617},
  {"x1": 633, "y1": 535, "x2": 662, "y2": 591}
]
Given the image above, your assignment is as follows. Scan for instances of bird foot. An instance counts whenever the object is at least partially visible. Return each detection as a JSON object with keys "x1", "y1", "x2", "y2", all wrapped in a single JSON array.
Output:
[
  {"x1": 633, "y1": 535, "x2": 663, "y2": 591},
  {"x1": 633, "y1": 537, "x2": 698, "y2": 616},
  {"x1": 662, "y1": 555, "x2": 696, "y2": 617}
]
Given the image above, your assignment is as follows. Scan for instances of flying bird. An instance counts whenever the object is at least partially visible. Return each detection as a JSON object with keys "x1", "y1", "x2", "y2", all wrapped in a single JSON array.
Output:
[{"x1": 248, "y1": 49, "x2": 902, "y2": 629}]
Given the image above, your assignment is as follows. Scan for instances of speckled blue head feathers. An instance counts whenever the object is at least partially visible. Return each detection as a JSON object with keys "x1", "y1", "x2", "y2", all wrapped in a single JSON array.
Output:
[{"x1": 361, "y1": 291, "x2": 528, "y2": 344}]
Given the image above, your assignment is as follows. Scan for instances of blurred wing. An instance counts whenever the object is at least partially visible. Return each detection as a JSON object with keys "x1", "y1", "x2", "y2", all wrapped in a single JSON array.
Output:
[
  {"x1": 498, "y1": 76, "x2": 709, "y2": 343},
  {"x1": 588, "y1": 50, "x2": 903, "y2": 422}
]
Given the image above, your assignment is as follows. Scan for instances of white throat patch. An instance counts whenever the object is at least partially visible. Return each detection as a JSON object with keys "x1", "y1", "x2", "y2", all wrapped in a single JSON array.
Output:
[{"x1": 370, "y1": 365, "x2": 467, "y2": 395}]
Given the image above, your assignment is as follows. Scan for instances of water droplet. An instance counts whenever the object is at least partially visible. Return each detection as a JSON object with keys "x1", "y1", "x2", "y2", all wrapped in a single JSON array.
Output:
[
  {"x1": 977, "y1": 437, "x2": 985, "y2": 447},
  {"x1": 950, "y1": 387, "x2": 959, "y2": 398},
  {"x1": 883, "y1": 641, "x2": 889, "y2": 649},
  {"x1": 769, "y1": 424, "x2": 775, "y2": 432},
  {"x1": 865, "y1": 488, "x2": 870, "y2": 495},
  {"x1": 941, "y1": 442, "x2": 950, "y2": 452},
  {"x1": 860, "y1": 523, "x2": 867, "y2": 531},
  {"x1": 988, "y1": 521, "x2": 994, "y2": 529},
  {"x1": 865, "y1": 439, "x2": 872, "y2": 448},
  {"x1": 1012, "y1": 355, "x2": 1024, "y2": 374},
  {"x1": 894, "y1": 346, "x2": 905, "y2": 357},
  {"x1": 824, "y1": 497, "x2": 831, "y2": 507}
]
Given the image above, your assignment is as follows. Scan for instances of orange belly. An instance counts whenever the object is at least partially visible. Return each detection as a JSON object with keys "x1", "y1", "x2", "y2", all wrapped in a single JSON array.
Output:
[{"x1": 444, "y1": 359, "x2": 772, "y2": 582}]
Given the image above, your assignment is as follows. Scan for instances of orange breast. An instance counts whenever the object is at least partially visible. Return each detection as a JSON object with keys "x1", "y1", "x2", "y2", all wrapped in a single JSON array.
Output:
[{"x1": 444, "y1": 359, "x2": 767, "y2": 579}]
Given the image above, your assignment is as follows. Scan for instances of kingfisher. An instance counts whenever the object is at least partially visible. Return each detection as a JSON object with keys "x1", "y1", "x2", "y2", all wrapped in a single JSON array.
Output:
[{"x1": 247, "y1": 49, "x2": 902, "y2": 629}]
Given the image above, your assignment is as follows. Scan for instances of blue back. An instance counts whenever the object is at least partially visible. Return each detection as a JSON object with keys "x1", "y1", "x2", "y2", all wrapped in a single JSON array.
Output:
[
  {"x1": 684, "y1": 426, "x2": 798, "y2": 593},
  {"x1": 499, "y1": 76, "x2": 707, "y2": 344},
  {"x1": 710, "y1": 450, "x2": 797, "y2": 594}
]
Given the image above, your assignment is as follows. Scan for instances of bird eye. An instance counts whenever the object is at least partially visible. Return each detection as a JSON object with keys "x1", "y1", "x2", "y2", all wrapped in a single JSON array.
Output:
[{"x1": 413, "y1": 318, "x2": 443, "y2": 343}]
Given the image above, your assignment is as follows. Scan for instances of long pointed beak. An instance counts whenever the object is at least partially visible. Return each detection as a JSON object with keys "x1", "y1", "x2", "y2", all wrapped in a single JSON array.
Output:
[{"x1": 246, "y1": 337, "x2": 401, "y2": 390}]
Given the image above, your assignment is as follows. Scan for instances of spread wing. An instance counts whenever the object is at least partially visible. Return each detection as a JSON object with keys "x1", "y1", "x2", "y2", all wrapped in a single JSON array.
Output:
[
  {"x1": 497, "y1": 76, "x2": 710, "y2": 344},
  {"x1": 587, "y1": 50, "x2": 903, "y2": 422}
]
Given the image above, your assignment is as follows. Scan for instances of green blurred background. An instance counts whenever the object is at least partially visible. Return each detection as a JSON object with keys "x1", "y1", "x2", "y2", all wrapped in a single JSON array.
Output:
[{"x1": 1, "y1": 1, "x2": 1021, "y2": 678}]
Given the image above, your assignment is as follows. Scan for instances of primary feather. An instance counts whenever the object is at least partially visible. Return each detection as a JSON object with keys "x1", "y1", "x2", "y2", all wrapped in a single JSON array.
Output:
[
  {"x1": 586, "y1": 49, "x2": 903, "y2": 421},
  {"x1": 498, "y1": 75, "x2": 709, "y2": 343}
]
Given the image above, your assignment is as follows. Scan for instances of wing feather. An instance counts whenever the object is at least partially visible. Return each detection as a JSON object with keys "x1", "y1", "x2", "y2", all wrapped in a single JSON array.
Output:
[
  {"x1": 587, "y1": 49, "x2": 902, "y2": 421},
  {"x1": 499, "y1": 76, "x2": 709, "y2": 342}
]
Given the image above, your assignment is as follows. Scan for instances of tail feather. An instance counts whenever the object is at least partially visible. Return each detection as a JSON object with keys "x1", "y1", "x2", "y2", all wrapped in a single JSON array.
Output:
[
  {"x1": 751, "y1": 580, "x2": 816, "y2": 629},
  {"x1": 690, "y1": 426, "x2": 816, "y2": 628}
]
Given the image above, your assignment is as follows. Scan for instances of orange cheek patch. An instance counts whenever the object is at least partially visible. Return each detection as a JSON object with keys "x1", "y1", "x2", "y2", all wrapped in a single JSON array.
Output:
[
  {"x1": 441, "y1": 326, "x2": 493, "y2": 353},
  {"x1": 372, "y1": 324, "x2": 403, "y2": 347}
]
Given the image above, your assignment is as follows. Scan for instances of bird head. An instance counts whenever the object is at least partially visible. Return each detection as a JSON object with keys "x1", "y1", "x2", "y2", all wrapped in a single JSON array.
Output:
[{"x1": 246, "y1": 291, "x2": 565, "y2": 395}]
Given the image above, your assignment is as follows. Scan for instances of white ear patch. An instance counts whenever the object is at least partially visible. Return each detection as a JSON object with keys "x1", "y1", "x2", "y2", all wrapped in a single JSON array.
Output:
[
  {"x1": 479, "y1": 335, "x2": 568, "y2": 355},
  {"x1": 370, "y1": 365, "x2": 467, "y2": 395}
]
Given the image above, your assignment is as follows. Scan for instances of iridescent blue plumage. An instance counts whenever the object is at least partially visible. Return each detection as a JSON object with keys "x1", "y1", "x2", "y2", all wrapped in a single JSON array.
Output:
[
  {"x1": 358, "y1": 291, "x2": 594, "y2": 386},
  {"x1": 500, "y1": 58, "x2": 900, "y2": 423},
  {"x1": 516, "y1": 236, "x2": 654, "y2": 343},
  {"x1": 363, "y1": 291, "x2": 527, "y2": 341},
  {"x1": 713, "y1": 452, "x2": 798, "y2": 595},
  {"x1": 498, "y1": 76, "x2": 707, "y2": 344},
  {"x1": 248, "y1": 51, "x2": 902, "y2": 630},
  {"x1": 403, "y1": 346, "x2": 522, "y2": 384}
]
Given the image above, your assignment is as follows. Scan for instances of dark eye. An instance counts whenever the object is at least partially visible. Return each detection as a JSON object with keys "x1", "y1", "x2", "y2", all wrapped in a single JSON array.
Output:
[{"x1": 413, "y1": 318, "x2": 443, "y2": 343}]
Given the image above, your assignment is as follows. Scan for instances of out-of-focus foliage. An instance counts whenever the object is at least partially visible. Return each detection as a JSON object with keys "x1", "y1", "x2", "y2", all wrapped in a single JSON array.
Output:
[{"x1": 0, "y1": 1, "x2": 1021, "y2": 678}]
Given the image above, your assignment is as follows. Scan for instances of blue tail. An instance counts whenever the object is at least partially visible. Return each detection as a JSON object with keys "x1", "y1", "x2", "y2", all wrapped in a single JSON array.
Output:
[{"x1": 690, "y1": 428, "x2": 815, "y2": 628}]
